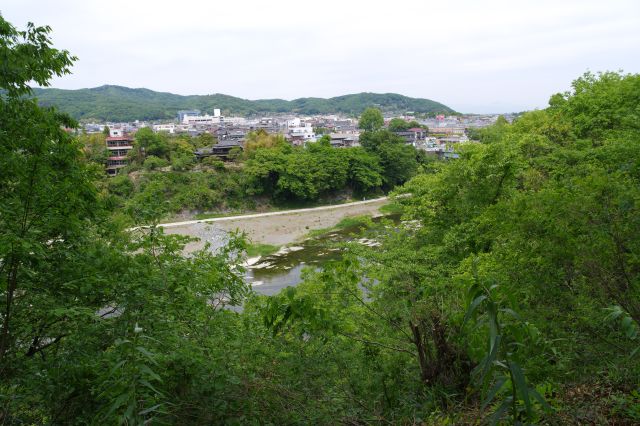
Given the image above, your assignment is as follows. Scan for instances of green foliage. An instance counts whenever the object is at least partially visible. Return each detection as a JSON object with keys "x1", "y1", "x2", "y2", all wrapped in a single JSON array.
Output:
[
  {"x1": 0, "y1": 15, "x2": 96, "y2": 369},
  {"x1": 135, "y1": 127, "x2": 170, "y2": 159},
  {"x1": 121, "y1": 170, "x2": 248, "y2": 219},
  {"x1": 360, "y1": 130, "x2": 419, "y2": 187},
  {"x1": 244, "y1": 141, "x2": 385, "y2": 201},
  {"x1": 605, "y1": 306, "x2": 640, "y2": 357},
  {"x1": 193, "y1": 132, "x2": 215, "y2": 148},
  {"x1": 464, "y1": 269, "x2": 552, "y2": 424},
  {"x1": 334, "y1": 214, "x2": 373, "y2": 230},
  {"x1": 79, "y1": 132, "x2": 109, "y2": 164},
  {"x1": 107, "y1": 174, "x2": 134, "y2": 197},
  {"x1": 344, "y1": 147, "x2": 384, "y2": 193},
  {"x1": 391, "y1": 70, "x2": 640, "y2": 422},
  {"x1": 549, "y1": 71, "x2": 640, "y2": 141},
  {"x1": 227, "y1": 146, "x2": 243, "y2": 162},
  {"x1": 358, "y1": 107, "x2": 384, "y2": 131},
  {"x1": 0, "y1": 19, "x2": 76, "y2": 98},
  {"x1": 95, "y1": 329, "x2": 166, "y2": 423},
  {"x1": 201, "y1": 155, "x2": 225, "y2": 170},
  {"x1": 378, "y1": 201, "x2": 404, "y2": 215},
  {"x1": 388, "y1": 118, "x2": 425, "y2": 132},
  {"x1": 245, "y1": 243, "x2": 279, "y2": 257},
  {"x1": 243, "y1": 129, "x2": 288, "y2": 158},
  {"x1": 143, "y1": 155, "x2": 169, "y2": 171},
  {"x1": 170, "y1": 152, "x2": 195, "y2": 171}
]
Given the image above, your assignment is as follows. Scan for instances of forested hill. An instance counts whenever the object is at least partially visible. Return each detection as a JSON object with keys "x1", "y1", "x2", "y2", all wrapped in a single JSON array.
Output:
[{"x1": 31, "y1": 85, "x2": 456, "y2": 121}]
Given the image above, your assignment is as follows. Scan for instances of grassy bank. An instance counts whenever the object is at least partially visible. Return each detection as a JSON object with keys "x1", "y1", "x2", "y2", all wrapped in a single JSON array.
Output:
[
  {"x1": 305, "y1": 214, "x2": 374, "y2": 238},
  {"x1": 245, "y1": 243, "x2": 280, "y2": 257}
]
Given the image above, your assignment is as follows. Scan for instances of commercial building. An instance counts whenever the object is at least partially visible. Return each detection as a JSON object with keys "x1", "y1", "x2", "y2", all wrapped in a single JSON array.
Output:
[
  {"x1": 177, "y1": 110, "x2": 201, "y2": 123},
  {"x1": 183, "y1": 114, "x2": 223, "y2": 125}
]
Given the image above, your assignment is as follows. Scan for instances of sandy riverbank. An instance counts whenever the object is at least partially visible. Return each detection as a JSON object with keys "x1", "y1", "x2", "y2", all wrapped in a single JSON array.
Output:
[{"x1": 162, "y1": 197, "x2": 388, "y2": 251}]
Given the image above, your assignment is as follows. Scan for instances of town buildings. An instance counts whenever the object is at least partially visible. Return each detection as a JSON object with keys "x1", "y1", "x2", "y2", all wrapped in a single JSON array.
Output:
[{"x1": 86, "y1": 105, "x2": 513, "y2": 175}]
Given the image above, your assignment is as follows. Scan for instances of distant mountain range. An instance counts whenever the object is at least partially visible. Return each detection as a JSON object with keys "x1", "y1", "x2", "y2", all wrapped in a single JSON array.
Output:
[{"x1": 31, "y1": 85, "x2": 456, "y2": 122}]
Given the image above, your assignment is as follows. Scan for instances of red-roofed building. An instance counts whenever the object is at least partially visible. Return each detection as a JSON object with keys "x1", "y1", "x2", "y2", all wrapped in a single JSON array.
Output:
[{"x1": 105, "y1": 128, "x2": 134, "y2": 175}]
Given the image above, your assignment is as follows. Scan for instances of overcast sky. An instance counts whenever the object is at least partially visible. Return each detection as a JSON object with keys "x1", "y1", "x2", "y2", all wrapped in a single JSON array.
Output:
[{"x1": 3, "y1": 0, "x2": 640, "y2": 113}]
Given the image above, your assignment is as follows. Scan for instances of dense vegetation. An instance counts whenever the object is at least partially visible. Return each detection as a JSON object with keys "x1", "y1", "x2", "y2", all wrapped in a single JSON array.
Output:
[
  {"x1": 2, "y1": 16, "x2": 639, "y2": 425},
  {"x1": 32, "y1": 85, "x2": 455, "y2": 121}
]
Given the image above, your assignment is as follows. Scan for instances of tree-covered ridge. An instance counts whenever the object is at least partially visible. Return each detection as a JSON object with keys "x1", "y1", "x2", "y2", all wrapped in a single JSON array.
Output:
[{"x1": 31, "y1": 85, "x2": 456, "y2": 121}]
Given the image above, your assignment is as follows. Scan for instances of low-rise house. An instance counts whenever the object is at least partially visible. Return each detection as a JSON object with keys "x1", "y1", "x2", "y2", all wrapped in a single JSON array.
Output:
[
  {"x1": 329, "y1": 133, "x2": 359, "y2": 148},
  {"x1": 393, "y1": 128, "x2": 427, "y2": 145}
]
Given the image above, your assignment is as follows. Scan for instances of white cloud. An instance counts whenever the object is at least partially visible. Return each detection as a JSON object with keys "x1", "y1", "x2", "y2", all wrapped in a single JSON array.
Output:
[{"x1": 2, "y1": 0, "x2": 639, "y2": 112}]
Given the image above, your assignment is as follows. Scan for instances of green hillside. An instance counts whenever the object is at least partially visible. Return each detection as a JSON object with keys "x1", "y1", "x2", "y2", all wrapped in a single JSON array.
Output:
[{"x1": 31, "y1": 85, "x2": 455, "y2": 121}]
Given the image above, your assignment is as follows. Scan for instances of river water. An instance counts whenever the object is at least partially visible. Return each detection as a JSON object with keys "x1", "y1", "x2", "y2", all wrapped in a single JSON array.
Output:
[{"x1": 244, "y1": 214, "x2": 399, "y2": 295}]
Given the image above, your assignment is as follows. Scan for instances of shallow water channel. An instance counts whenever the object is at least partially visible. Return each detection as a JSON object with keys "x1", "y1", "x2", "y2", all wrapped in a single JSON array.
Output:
[{"x1": 244, "y1": 214, "x2": 399, "y2": 296}]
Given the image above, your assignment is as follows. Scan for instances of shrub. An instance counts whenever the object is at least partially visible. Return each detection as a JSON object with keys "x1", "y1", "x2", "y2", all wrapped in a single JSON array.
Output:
[{"x1": 143, "y1": 155, "x2": 169, "y2": 171}]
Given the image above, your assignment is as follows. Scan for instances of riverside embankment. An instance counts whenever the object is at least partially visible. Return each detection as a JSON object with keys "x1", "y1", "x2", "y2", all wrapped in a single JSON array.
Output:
[{"x1": 160, "y1": 197, "x2": 389, "y2": 252}]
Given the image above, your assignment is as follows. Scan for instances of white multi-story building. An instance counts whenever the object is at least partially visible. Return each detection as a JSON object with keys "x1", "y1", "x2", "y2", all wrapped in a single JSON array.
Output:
[
  {"x1": 288, "y1": 122, "x2": 316, "y2": 144},
  {"x1": 286, "y1": 117, "x2": 301, "y2": 128},
  {"x1": 153, "y1": 123, "x2": 176, "y2": 134},
  {"x1": 183, "y1": 114, "x2": 223, "y2": 125},
  {"x1": 224, "y1": 116, "x2": 247, "y2": 125},
  {"x1": 109, "y1": 128, "x2": 125, "y2": 137}
]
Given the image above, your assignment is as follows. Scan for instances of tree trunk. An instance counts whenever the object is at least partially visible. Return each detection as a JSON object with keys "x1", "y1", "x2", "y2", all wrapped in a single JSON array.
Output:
[
  {"x1": 409, "y1": 321, "x2": 431, "y2": 383},
  {"x1": 0, "y1": 260, "x2": 18, "y2": 364}
]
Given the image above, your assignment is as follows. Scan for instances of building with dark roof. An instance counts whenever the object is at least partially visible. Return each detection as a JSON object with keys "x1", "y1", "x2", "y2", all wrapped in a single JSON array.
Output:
[{"x1": 195, "y1": 139, "x2": 244, "y2": 160}]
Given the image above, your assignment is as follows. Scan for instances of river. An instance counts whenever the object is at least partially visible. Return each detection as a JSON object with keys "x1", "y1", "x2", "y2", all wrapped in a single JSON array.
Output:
[{"x1": 244, "y1": 214, "x2": 399, "y2": 295}]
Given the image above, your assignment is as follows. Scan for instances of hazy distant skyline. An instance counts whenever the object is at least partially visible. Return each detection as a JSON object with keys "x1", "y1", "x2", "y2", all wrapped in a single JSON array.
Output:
[{"x1": 3, "y1": 0, "x2": 640, "y2": 113}]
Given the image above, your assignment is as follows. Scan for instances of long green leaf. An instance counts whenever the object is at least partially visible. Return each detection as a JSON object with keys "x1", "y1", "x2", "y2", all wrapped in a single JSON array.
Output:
[
  {"x1": 140, "y1": 379, "x2": 163, "y2": 397},
  {"x1": 464, "y1": 294, "x2": 487, "y2": 324},
  {"x1": 488, "y1": 396, "x2": 512, "y2": 426},
  {"x1": 479, "y1": 335, "x2": 502, "y2": 384},
  {"x1": 139, "y1": 364, "x2": 163, "y2": 383},
  {"x1": 482, "y1": 376, "x2": 507, "y2": 411},
  {"x1": 530, "y1": 387, "x2": 553, "y2": 412},
  {"x1": 509, "y1": 361, "x2": 532, "y2": 418},
  {"x1": 139, "y1": 403, "x2": 164, "y2": 416}
]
